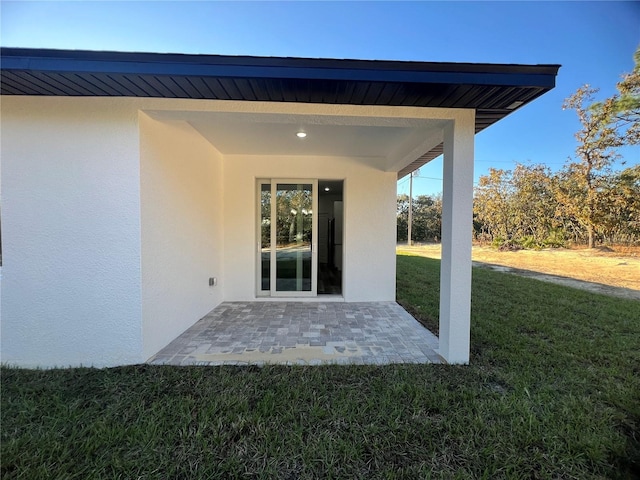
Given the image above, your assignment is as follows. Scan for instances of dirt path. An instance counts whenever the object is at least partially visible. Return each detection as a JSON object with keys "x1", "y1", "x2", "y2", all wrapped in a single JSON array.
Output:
[{"x1": 398, "y1": 244, "x2": 640, "y2": 301}]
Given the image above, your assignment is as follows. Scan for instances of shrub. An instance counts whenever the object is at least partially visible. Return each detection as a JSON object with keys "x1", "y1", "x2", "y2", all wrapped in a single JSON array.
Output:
[
  {"x1": 491, "y1": 237, "x2": 523, "y2": 251},
  {"x1": 543, "y1": 229, "x2": 567, "y2": 248},
  {"x1": 518, "y1": 236, "x2": 543, "y2": 250}
]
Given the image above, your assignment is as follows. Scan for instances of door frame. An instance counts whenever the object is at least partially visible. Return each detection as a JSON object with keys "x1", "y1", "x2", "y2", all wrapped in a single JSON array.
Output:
[{"x1": 256, "y1": 178, "x2": 318, "y2": 297}]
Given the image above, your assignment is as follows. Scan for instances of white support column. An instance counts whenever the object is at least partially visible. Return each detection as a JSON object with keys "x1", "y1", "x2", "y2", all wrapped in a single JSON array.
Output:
[{"x1": 438, "y1": 112, "x2": 475, "y2": 364}]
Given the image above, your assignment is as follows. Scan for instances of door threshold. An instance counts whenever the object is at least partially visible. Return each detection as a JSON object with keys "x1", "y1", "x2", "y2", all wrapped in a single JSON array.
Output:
[{"x1": 254, "y1": 295, "x2": 345, "y2": 302}]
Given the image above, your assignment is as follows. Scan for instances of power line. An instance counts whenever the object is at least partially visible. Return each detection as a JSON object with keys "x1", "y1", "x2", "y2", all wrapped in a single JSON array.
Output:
[
  {"x1": 397, "y1": 177, "x2": 410, "y2": 188},
  {"x1": 412, "y1": 175, "x2": 443, "y2": 181},
  {"x1": 475, "y1": 159, "x2": 568, "y2": 166}
]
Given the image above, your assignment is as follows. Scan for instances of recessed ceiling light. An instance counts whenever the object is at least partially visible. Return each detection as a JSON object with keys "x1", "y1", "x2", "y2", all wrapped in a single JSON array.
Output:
[
  {"x1": 296, "y1": 131, "x2": 307, "y2": 138},
  {"x1": 506, "y1": 101, "x2": 524, "y2": 110},
  {"x1": 324, "y1": 187, "x2": 330, "y2": 192}
]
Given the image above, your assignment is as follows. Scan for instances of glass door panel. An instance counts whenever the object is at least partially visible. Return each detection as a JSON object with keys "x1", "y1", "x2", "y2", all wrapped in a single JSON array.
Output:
[
  {"x1": 260, "y1": 183, "x2": 271, "y2": 291},
  {"x1": 275, "y1": 183, "x2": 313, "y2": 292}
]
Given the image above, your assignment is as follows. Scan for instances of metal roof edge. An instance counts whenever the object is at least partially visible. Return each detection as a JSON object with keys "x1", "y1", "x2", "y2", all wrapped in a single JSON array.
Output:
[{"x1": 0, "y1": 47, "x2": 561, "y2": 87}]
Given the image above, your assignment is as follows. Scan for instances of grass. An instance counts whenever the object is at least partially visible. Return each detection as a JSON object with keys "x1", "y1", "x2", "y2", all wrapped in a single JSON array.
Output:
[{"x1": 2, "y1": 255, "x2": 639, "y2": 479}]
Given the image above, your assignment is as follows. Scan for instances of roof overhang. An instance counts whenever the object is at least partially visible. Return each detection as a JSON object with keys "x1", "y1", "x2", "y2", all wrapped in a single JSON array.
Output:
[{"x1": 0, "y1": 48, "x2": 560, "y2": 178}]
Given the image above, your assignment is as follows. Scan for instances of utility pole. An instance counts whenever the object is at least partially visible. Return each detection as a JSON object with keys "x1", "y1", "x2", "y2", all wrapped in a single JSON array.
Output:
[{"x1": 408, "y1": 170, "x2": 413, "y2": 246}]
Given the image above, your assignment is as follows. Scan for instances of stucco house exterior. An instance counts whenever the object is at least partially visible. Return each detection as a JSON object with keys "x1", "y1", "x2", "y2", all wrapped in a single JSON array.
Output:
[{"x1": 0, "y1": 48, "x2": 559, "y2": 367}]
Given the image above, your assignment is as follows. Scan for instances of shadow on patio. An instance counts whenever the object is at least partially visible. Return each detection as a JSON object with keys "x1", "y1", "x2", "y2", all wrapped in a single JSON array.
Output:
[{"x1": 148, "y1": 302, "x2": 443, "y2": 366}]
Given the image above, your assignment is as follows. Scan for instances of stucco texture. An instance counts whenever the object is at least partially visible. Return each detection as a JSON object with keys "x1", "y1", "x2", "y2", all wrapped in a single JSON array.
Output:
[
  {"x1": 222, "y1": 155, "x2": 397, "y2": 302},
  {"x1": 1, "y1": 96, "x2": 466, "y2": 367},
  {"x1": 139, "y1": 113, "x2": 224, "y2": 359},
  {"x1": 1, "y1": 97, "x2": 143, "y2": 367}
]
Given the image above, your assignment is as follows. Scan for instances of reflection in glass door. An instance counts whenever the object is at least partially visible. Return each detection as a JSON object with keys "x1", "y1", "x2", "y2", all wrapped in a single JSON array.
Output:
[
  {"x1": 258, "y1": 180, "x2": 317, "y2": 296},
  {"x1": 275, "y1": 183, "x2": 312, "y2": 292},
  {"x1": 260, "y1": 184, "x2": 271, "y2": 291}
]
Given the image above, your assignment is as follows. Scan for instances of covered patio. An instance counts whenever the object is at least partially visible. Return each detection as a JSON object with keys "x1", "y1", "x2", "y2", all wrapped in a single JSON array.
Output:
[
  {"x1": 1, "y1": 48, "x2": 559, "y2": 368},
  {"x1": 149, "y1": 302, "x2": 442, "y2": 366}
]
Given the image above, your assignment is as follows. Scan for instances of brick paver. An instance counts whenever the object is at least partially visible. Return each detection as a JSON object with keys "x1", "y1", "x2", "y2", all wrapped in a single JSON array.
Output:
[{"x1": 148, "y1": 302, "x2": 442, "y2": 366}]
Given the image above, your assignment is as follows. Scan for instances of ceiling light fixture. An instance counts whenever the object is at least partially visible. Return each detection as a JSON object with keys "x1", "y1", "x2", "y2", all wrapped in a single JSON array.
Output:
[
  {"x1": 324, "y1": 187, "x2": 330, "y2": 192},
  {"x1": 296, "y1": 131, "x2": 307, "y2": 138},
  {"x1": 506, "y1": 101, "x2": 524, "y2": 110}
]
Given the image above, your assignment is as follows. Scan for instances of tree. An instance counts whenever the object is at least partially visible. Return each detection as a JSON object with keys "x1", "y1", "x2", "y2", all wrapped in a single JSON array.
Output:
[
  {"x1": 553, "y1": 167, "x2": 588, "y2": 244},
  {"x1": 397, "y1": 193, "x2": 442, "y2": 243},
  {"x1": 473, "y1": 168, "x2": 515, "y2": 243},
  {"x1": 562, "y1": 86, "x2": 624, "y2": 248},
  {"x1": 412, "y1": 195, "x2": 442, "y2": 242},
  {"x1": 510, "y1": 163, "x2": 557, "y2": 243},
  {"x1": 595, "y1": 46, "x2": 640, "y2": 146},
  {"x1": 616, "y1": 165, "x2": 640, "y2": 240},
  {"x1": 598, "y1": 165, "x2": 640, "y2": 244},
  {"x1": 474, "y1": 165, "x2": 558, "y2": 247},
  {"x1": 397, "y1": 194, "x2": 410, "y2": 242}
]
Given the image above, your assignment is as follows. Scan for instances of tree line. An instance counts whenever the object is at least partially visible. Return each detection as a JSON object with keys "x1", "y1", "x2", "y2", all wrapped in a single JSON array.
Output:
[
  {"x1": 398, "y1": 47, "x2": 639, "y2": 249},
  {"x1": 398, "y1": 163, "x2": 639, "y2": 249},
  {"x1": 473, "y1": 163, "x2": 639, "y2": 248}
]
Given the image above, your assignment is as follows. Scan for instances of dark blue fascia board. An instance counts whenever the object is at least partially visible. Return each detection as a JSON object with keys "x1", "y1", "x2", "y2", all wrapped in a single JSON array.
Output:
[{"x1": 1, "y1": 49, "x2": 560, "y2": 89}]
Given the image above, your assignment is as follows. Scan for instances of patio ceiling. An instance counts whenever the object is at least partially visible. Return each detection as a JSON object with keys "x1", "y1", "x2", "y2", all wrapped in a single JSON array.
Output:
[
  {"x1": 146, "y1": 109, "x2": 446, "y2": 169},
  {"x1": 0, "y1": 48, "x2": 560, "y2": 177}
]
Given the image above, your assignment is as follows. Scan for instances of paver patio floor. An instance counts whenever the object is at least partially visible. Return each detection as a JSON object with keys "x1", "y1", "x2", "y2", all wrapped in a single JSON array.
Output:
[{"x1": 148, "y1": 301, "x2": 443, "y2": 366}]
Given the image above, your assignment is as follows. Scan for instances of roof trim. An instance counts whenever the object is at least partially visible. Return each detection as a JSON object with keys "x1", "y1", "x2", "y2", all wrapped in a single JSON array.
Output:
[
  {"x1": 1, "y1": 48, "x2": 559, "y2": 88},
  {"x1": 0, "y1": 48, "x2": 560, "y2": 178}
]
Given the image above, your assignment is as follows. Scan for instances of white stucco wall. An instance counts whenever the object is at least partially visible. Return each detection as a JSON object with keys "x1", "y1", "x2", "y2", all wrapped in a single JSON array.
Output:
[
  {"x1": 0, "y1": 97, "x2": 143, "y2": 367},
  {"x1": 139, "y1": 114, "x2": 224, "y2": 360},
  {"x1": 0, "y1": 95, "x2": 463, "y2": 367},
  {"x1": 223, "y1": 155, "x2": 397, "y2": 302}
]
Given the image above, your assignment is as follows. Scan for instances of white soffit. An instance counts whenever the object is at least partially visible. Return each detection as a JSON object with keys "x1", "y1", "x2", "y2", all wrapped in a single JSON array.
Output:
[{"x1": 146, "y1": 110, "x2": 446, "y2": 165}]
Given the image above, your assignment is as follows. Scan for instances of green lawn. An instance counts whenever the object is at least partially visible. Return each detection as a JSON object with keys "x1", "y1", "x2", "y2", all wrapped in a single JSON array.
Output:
[{"x1": 2, "y1": 254, "x2": 639, "y2": 479}]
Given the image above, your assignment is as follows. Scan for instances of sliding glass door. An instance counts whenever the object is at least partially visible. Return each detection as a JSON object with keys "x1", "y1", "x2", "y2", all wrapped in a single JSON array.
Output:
[{"x1": 258, "y1": 180, "x2": 317, "y2": 296}]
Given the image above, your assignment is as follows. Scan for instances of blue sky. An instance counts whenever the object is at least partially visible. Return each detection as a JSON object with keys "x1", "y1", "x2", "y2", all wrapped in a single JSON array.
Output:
[{"x1": 2, "y1": 1, "x2": 638, "y2": 196}]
